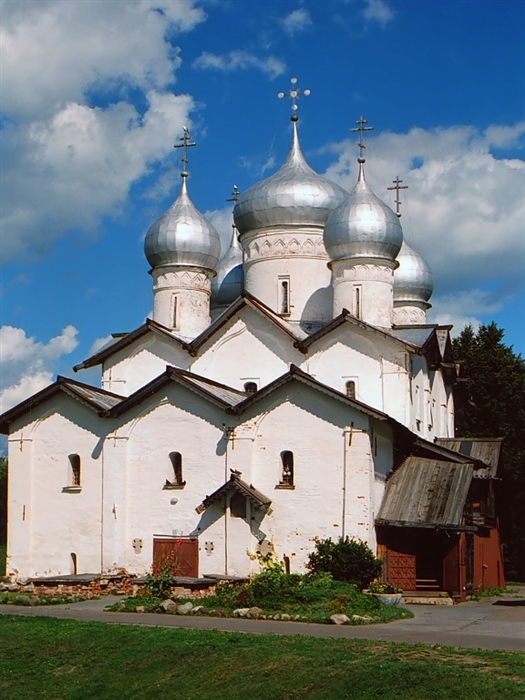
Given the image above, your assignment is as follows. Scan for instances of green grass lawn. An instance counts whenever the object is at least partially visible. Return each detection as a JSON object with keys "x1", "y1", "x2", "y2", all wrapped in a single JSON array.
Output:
[{"x1": 1, "y1": 615, "x2": 524, "y2": 700}]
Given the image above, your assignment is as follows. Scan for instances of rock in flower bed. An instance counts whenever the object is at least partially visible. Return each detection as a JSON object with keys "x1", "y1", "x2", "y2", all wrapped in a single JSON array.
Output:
[{"x1": 106, "y1": 565, "x2": 412, "y2": 625}]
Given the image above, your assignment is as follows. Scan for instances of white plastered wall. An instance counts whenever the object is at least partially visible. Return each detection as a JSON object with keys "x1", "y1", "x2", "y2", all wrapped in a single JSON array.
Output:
[{"x1": 7, "y1": 398, "x2": 106, "y2": 579}]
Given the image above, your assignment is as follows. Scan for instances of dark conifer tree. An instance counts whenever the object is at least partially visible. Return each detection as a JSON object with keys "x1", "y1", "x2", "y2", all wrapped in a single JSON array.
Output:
[{"x1": 453, "y1": 323, "x2": 525, "y2": 580}]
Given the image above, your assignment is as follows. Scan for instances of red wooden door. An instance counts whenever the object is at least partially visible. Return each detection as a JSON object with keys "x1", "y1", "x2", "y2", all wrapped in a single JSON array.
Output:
[{"x1": 153, "y1": 538, "x2": 199, "y2": 577}]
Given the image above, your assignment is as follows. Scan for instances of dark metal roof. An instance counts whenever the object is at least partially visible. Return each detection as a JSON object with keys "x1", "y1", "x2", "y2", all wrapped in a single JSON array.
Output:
[
  {"x1": 196, "y1": 472, "x2": 271, "y2": 514},
  {"x1": 435, "y1": 438, "x2": 503, "y2": 478},
  {"x1": 376, "y1": 456, "x2": 474, "y2": 529},
  {"x1": 74, "y1": 318, "x2": 186, "y2": 371},
  {"x1": 0, "y1": 376, "x2": 125, "y2": 434},
  {"x1": 108, "y1": 366, "x2": 247, "y2": 417}
]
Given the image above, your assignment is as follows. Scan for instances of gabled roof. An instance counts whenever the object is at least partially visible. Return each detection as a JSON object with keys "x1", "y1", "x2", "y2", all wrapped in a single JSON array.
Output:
[
  {"x1": 184, "y1": 292, "x2": 307, "y2": 356},
  {"x1": 294, "y1": 310, "x2": 429, "y2": 354},
  {"x1": 195, "y1": 472, "x2": 271, "y2": 514},
  {"x1": 108, "y1": 366, "x2": 247, "y2": 418},
  {"x1": 0, "y1": 376, "x2": 124, "y2": 434},
  {"x1": 73, "y1": 318, "x2": 186, "y2": 371},
  {"x1": 376, "y1": 456, "x2": 474, "y2": 530},
  {"x1": 435, "y1": 438, "x2": 503, "y2": 479},
  {"x1": 226, "y1": 363, "x2": 392, "y2": 421}
]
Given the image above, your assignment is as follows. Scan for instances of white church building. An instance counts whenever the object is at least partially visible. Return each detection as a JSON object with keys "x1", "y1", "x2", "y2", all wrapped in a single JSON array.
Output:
[{"x1": 2, "y1": 93, "x2": 483, "y2": 586}]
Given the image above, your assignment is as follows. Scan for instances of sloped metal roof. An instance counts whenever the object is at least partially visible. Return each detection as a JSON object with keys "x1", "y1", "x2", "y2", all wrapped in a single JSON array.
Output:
[
  {"x1": 376, "y1": 456, "x2": 474, "y2": 528},
  {"x1": 196, "y1": 473, "x2": 271, "y2": 514},
  {"x1": 66, "y1": 383, "x2": 122, "y2": 411},
  {"x1": 435, "y1": 438, "x2": 503, "y2": 479},
  {"x1": 176, "y1": 373, "x2": 247, "y2": 406}
]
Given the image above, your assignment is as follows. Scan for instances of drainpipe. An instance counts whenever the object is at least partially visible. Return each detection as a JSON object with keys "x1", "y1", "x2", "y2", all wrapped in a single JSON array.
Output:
[
  {"x1": 100, "y1": 444, "x2": 105, "y2": 574},
  {"x1": 342, "y1": 424, "x2": 354, "y2": 540}
]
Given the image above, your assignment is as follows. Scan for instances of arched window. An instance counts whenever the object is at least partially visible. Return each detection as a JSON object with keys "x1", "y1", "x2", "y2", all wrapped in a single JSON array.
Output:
[
  {"x1": 244, "y1": 381, "x2": 258, "y2": 394},
  {"x1": 70, "y1": 552, "x2": 78, "y2": 575},
  {"x1": 345, "y1": 380, "x2": 356, "y2": 399},
  {"x1": 68, "y1": 454, "x2": 81, "y2": 487},
  {"x1": 169, "y1": 452, "x2": 184, "y2": 486},
  {"x1": 279, "y1": 277, "x2": 290, "y2": 315},
  {"x1": 280, "y1": 450, "x2": 294, "y2": 486}
]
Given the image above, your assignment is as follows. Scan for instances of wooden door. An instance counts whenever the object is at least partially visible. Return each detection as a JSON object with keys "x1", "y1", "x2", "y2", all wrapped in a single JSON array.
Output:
[{"x1": 153, "y1": 537, "x2": 199, "y2": 577}]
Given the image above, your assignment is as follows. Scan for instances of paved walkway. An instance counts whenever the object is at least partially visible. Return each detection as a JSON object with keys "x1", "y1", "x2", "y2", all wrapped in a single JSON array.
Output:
[{"x1": 2, "y1": 594, "x2": 524, "y2": 652}]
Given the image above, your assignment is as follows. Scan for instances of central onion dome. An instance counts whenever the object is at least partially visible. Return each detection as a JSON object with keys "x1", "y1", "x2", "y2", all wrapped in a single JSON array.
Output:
[
  {"x1": 233, "y1": 117, "x2": 347, "y2": 235},
  {"x1": 145, "y1": 174, "x2": 221, "y2": 270},
  {"x1": 394, "y1": 241, "x2": 434, "y2": 304},
  {"x1": 211, "y1": 227, "x2": 244, "y2": 308},
  {"x1": 324, "y1": 161, "x2": 403, "y2": 262}
]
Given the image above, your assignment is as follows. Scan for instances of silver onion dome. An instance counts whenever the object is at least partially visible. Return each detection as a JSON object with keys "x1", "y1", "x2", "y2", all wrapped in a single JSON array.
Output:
[
  {"x1": 145, "y1": 174, "x2": 221, "y2": 270},
  {"x1": 394, "y1": 240, "x2": 434, "y2": 303},
  {"x1": 324, "y1": 162, "x2": 403, "y2": 262},
  {"x1": 233, "y1": 117, "x2": 347, "y2": 235},
  {"x1": 211, "y1": 228, "x2": 244, "y2": 308}
]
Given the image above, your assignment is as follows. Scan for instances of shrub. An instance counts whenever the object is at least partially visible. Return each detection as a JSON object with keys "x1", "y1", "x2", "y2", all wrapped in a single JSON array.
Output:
[{"x1": 306, "y1": 537, "x2": 382, "y2": 590}]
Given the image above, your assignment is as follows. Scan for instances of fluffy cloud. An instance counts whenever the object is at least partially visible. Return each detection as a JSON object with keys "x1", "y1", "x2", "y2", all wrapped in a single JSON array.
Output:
[
  {"x1": 0, "y1": 0, "x2": 204, "y2": 263},
  {"x1": 325, "y1": 123, "x2": 525, "y2": 303},
  {"x1": 428, "y1": 289, "x2": 511, "y2": 337},
  {"x1": 0, "y1": 325, "x2": 79, "y2": 413},
  {"x1": 362, "y1": 0, "x2": 394, "y2": 25},
  {"x1": 193, "y1": 51, "x2": 286, "y2": 79},
  {"x1": 281, "y1": 9, "x2": 313, "y2": 35}
]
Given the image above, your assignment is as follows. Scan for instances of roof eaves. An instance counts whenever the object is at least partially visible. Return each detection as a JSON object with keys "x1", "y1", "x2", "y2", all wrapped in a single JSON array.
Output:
[{"x1": 73, "y1": 319, "x2": 187, "y2": 371}]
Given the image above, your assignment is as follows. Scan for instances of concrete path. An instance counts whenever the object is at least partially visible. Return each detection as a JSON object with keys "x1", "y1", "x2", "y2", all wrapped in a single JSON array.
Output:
[{"x1": 1, "y1": 595, "x2": 524, "y2": 652}]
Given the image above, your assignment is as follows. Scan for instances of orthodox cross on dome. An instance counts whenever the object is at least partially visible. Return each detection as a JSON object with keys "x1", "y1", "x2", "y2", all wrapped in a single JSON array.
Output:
[
  {"x1": 387, "y1": 176, "x2": 409, "y2": 218},
  {"x1": 174, "y1": 126, "x2": 196, "y2": 176},
  {"x1": 278, "y1": 77, "x2": 311, "y2": 120},
  {"x1": 226, "y1": 185, "x2": 240, "y2": 205},
  {"x1": 350, "y1": 116, "x2": 374, "y2": 163}
]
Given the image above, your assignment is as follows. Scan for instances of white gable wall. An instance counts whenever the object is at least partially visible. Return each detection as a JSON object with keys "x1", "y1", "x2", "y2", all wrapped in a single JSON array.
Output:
[{"x1": 7, "y1": 399, "x2": 105, "y2": 578}]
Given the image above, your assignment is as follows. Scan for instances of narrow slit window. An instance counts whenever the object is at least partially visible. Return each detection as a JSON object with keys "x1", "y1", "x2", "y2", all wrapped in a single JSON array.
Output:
[
  {"x1": 70, "y1": 552, "x2": 78, "y2": 575},
  {"x1": 169, "y1": 452, "x2": 184, "y2": 485},
  {"x1": 280, "y1": 279, "x2": 290, "y2": 315},
  {"x1": 68, "y1": 454, "x2": 81, "y2": 487},
  {"x1": 354, "y1": 286, "x2": 361, "y2": 320},
  {"x1": 345, "y1": 380, "x2": 356, "y2": 399},
  {"x1": 244, "y1": 381, "x2": 258, "y2": 394},
  {"x1": 280, "y1": 450, "x2": 294, "y2": 486},
  {"x1": 172, "y1": 295, "x2": 178, "y2": 329}
]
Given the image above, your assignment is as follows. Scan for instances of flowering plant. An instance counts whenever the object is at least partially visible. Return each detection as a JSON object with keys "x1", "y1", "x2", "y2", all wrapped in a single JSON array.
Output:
[
  {"x1": 145, "y1": 548, "x2": 181, "y2": 598},
  {"x1": 367, "y1": 581, "x2": 402, "y2": 594}
]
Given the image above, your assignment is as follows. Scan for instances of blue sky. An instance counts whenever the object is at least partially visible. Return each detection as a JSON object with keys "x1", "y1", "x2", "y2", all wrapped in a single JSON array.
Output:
[{"x1": 1, "y1": 0, "x2": 524, "y2": 415}]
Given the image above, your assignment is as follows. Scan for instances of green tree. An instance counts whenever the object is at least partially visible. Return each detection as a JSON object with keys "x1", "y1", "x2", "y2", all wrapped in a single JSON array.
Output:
[{"x1": 453, "y1": 323, "x2": 525, "y2": 580}]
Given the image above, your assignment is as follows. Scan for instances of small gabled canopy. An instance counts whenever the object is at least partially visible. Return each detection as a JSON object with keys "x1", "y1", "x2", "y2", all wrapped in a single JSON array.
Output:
[
  {"x1": 376, "y1": 456, "x2": 474, "y2": 530},
  {"x1": 196, "y1": 472, "x2": 271, "y2": 514},
  {"x1": 435, "y1": 438, "x2": 503, "y2": 479},
  {"x1": 73, "y1": 318, "x2": 186, "y2": 372},
  {"x1": 0, "y1": 376, "x2": 124, "y2": 434}
]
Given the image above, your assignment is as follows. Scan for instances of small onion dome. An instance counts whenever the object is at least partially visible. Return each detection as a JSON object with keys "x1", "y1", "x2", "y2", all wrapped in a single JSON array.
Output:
[
  {"x1": 324, "y1": 162, "x2": 403, "y2": 263},
  {"x1": 211, "y1": 228, "x2": 244, "y2": 308},
  {"x1": 233, "y1": 118, "x2": 347, "y2": 235},
  {"x1": 145, "y1": 174, "x2": 221, "y2": 270},
  {"x1": 394, "y1": 240, "x2": 434, "y2": 304}
]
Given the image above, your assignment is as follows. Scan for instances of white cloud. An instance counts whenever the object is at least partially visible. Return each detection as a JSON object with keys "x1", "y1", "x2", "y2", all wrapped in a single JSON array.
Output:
[
  {"x1": 0, "y1": 325, "x2": 79, "y2": 413},
  {"x1": 205, "y1": 207, "x2": 237, "y2": 253},
  {"x1": 324, "y1": 123, "x2": 525, "y2": 306},
  {"x1": 428, "y1": 289, "x2": 510, "y2": 337},
  {"x1": 193, "y1": 51, "x2": 286, "y2": 79},
  {"x1": 281, "y1": 9, "x2": 313, "y2": 35},
  {"x1": 362, "y1": 0, "x2": 394, "y2": 25},
  {"x1": 89, "y1": 335, "x2": 116, "y2": 356},
  {"x1": 0, "y1": 0, "x2": 204, "y2": 263}
]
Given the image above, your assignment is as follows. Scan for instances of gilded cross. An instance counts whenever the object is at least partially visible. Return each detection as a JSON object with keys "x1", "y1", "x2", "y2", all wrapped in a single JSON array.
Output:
[
  {"x1": 278, "y1": 77, "x2": 311, "y2": 115},
  {"x1": 174, "y1": 126, "x2": 196, "y2": 175},
  {"x1": 350, "y1": 116, "x2": 374, "y2": 162},
  {"x1": 387, "y1": 176, "x2": 409, "y2": 218}
]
